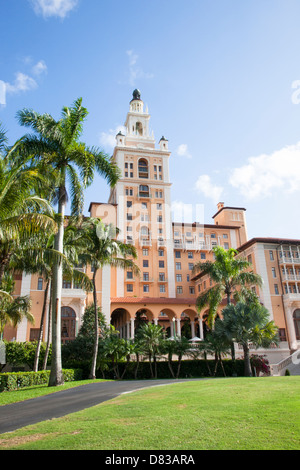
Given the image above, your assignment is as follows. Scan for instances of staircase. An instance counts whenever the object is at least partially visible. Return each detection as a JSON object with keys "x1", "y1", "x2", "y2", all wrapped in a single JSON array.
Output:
[{"x1": 271, "y1": 350, "x2": 300, "y2": 376}]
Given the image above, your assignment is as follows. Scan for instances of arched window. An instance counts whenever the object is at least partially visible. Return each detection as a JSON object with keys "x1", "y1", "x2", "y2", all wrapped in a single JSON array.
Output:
[
  {"x1": 139, "y1": 184, "x2": 150, "y2": 197},
  {"x1": 135, "y1": 121, "x2": 143, "y2": 136},
  {"x1": 293, "y1": 309, "x2": 300, "y2": 340},
  {"x1": 138, "y1": 159, "x2": 148, "y2": 178},
  {"x1": 61, "y1": 306, "x2": 76, "y2": 344}
]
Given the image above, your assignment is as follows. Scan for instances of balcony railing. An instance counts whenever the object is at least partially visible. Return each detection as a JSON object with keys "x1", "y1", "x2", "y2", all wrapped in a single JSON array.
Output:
[
  {"x1": 282, "y1": 274, "x2": 300, "y2": 282},
  {"x1": 279, "y1": 256, "x2": 300, "y2": 265}
]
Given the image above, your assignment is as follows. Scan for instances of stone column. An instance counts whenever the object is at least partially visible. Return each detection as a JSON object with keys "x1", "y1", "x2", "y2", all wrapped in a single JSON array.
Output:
[
  {"x1": 199, "y1": 318, "x2": 204, "y2": 340},
  {"x1": 285, "y1": 305, "x2": 298, "y2": 350},
  {"x1": 176, "y1": 318, "x2": 181, "y2": 337},
  {"x1": 191, "y1": 320, "x2": 195, "y2": 338},
  {"x1": 130, "y1": 318, "x2": 135, "y2": 340}
]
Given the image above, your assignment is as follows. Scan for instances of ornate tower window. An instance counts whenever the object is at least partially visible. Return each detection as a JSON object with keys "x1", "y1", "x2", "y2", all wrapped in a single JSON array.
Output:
[{"x1": 138, "y1": 159, "x2": 149, "y2": 178}]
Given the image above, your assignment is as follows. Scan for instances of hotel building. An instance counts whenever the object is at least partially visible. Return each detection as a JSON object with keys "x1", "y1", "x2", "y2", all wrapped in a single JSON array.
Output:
[{"x1": 4, "y1": 90, "x2": 300, "y2": 367}]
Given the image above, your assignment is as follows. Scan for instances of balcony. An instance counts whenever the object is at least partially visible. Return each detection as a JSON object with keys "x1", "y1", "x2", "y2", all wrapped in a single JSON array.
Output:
[
  {"x1": 282, "y1": 274, "x2": 300, "y2": 282},
  {"x1": 139, "y1": 238, "x2": 152, "y2": 247},
  {"x1": 173, "y1": 240, "x2": 212, "y2": 251},
  {"x1": 279, "y1": 256, "x2": 300, "y2": 265}
]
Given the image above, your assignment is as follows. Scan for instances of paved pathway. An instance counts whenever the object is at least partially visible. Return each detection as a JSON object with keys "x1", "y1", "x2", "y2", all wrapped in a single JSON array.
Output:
[{"x1": 0, "y1": 379, "x2": 201, "y2": 434}]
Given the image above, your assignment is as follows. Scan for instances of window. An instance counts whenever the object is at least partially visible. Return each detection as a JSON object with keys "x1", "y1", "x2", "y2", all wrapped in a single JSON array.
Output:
[
  {"x1": 177, "y1": 286, "x2": 183, "y2": 294},
  {"x1": 142, "y1": 248, "x2": 149, "y2": 256},
  {"x1": 63, "y1": 279, "x2": 72, "y2": 289},
  {"x1": 189, "y1": 287, "x2": 195, "y2": 295},
  {"x1": 127, "y1": 271, "x2": 133, "y2": 279},
  {"x1": 176, "y1": 262, "x2": 181, "y2": 270},
  {"x1": 224, "y1": 242, "x2": 229, "y2": 250},
  {"x1": 159, "y1": 261, "x2": 165, "y2": 268},
  {"x1": 127, "y1": 201, "x2": 132, "y2": 208},
  {"x1": 143, "y1": 273, "x2": 149, "y2": 281},
  {"x1": 127, "y1": 284, "x2": 133, "y2": 292},
  {"x1": 175, "y1": 251, "x2": 181, "y2": 258},
  {"x1": 272, "y1": 267, "x2": 276, "y2": 278},
  {"x1": 187, "y1": 274, "x2": 190, "y2": 282},
  {"x1": 223, "y1": 234, "x2": 228, "y2": 239},
  {"x1": 138, "y1": 159, "x2": 148, "y2": 178},
  {"x1": 141, "y1": 202, "x2": 147, "y2": 209},
  {"x1": 143, "y1": 285, "x2": 149, "y2": 293},
  {"x1": 127, "y1": 213, "x2": 132, "y2": 220},
  {"x1": 274, "y1": 284, "x2": 279, "y2": 295},
  {"x1": 211, "y1": 233, "x2": 216, "y2": 238},
  {"x1": 143, "y1": 260, "x2": 149, "y2": 268},
  {"x1": 158, "y1": 250, "x2": 164, "y2": 257},
  {"x1": 37, "y1": 278, "x2": 43, "y2": 290},
  {"x1": 159, "y1": 284, "x2": 166, "y2": 293},
  {"x1": 188, "y1": 252, "x2": 193, "y2": 259},
  {"x1": 157, "y1": 215, "x2": 163, "y2": 223},
  {"x1": 269, "y1": 250, "x2": 274, "y2": 261},
  {"x1": 176, "y1": 274, "x2": 182, "y2": 282},
  {"x1": 139, "y1": 184, "x2": 149, "y2": 197},
  {"x1": 201, "y1": 253, "x2": 206, "y2": 260},
  {"x1": 61, "y1": 306, "x2": 76, "y2": 344},
  {"x1": 188, "y1": 263, "x2": 194, "y2": 270},
  {"x1": 159, "y1": 273, "x2": 165, "y2": 281},
  {"x1": 278, "y1": 328, "x2": 287, "y2": 341}
]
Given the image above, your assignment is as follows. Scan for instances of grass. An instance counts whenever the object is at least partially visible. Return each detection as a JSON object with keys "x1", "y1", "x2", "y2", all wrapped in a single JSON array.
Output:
[{"x1": 0, "y1": 377, "x2": 299, "y2": 450}]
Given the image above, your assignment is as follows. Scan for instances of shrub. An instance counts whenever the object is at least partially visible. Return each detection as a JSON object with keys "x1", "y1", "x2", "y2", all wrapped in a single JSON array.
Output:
[{"x1": 0, "y1": 368, "x2": 82, "y2": 392}]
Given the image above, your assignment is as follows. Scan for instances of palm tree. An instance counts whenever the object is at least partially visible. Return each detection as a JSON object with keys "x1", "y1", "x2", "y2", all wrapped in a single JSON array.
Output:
[
  {"x1": 138, "y1": 323, "x2": 164, "y2": 379},
  {"x1": 12, "y1": 220, "x2": 93, "y2": 372},
  {"x1": 219, "y1": 301, "x2": 279, "y2": 376},
  {"x1": 17, "y1": 99, "x2": 120, "y2": 386},
  {"x1": 192, "y1": 246, "x2": 263, "y2": 329},
  {"x1": 79, "y1": 218, "x2": 139, "y2": 379},
  {"x1": 0, "y1": 273, "x2": 33, "y2": 340},
  {"x1": 0, "y1": 128, "x2": 56, "y2": 287}
]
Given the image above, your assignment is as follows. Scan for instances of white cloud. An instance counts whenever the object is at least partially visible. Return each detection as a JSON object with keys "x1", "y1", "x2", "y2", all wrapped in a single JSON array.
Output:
[
  {"x1": 5, "y1": 72, "x2": 37, "y2": 95},
  {"x1": 171, "y1": 200, "x2": 205, "y2": 224},
  {"x1": 126, "y1": 50, "x2": 154, "y2": 86},
  {"x1": 195, "y1": 174, "x2": 224, "y2": 205},
  {"x1": 176, "y1": 144, "x2": 192, "y2": 159},
  {"x1": 32, "y1": 60, "x2": 48, "y2": 76},
  {"x1": 30, "y1": 0, "x2": 78, "y2": 18},
  {"x1": 99, "y1": 125, "x2": 126, "y2": 149},
  {"x1": 229, "y1": 142, "x2": 300, "y2": 200}
]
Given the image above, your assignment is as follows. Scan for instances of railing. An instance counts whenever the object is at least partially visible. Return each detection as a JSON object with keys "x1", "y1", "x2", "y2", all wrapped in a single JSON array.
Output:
[
  {"x1": 282, "y1": 274, "x2": 300, "y2": 282},
  {"x1": 279, "y1": 257, "x2": 300, "y2": 265}
]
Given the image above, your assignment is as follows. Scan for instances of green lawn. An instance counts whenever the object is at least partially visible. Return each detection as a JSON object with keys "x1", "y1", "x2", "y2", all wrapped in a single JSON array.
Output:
[{"x1": 0, "y1": 377, "x2": 299, "y2": 450}]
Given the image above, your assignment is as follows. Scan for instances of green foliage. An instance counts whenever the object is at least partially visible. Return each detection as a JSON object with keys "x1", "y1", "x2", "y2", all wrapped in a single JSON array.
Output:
[
  {"x1": 4, "y1": 341, "x2": 51, "y2": 370},
  {"x1": 0, "y1": 368, "x2": 82, "y2": 391}
]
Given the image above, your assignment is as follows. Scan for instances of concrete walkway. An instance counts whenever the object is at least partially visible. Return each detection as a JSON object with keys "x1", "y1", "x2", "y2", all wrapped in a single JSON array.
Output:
[{"x1": 0, "y1": 379, "x2": 201, "y2": 434}]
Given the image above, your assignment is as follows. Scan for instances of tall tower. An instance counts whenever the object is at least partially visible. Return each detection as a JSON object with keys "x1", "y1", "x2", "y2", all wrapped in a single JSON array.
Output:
[{"x1": 109, "y1": 90, "x2": 176, "y2": 299}]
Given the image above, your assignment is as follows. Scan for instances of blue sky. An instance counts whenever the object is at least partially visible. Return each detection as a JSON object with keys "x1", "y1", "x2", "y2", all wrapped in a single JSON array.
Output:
[{"x1": 1, "y1": 0, "x2": 300, "y2": 241}]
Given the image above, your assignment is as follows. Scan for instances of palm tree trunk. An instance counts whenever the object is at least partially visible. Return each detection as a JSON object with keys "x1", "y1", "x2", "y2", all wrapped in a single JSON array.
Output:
[
  {"x1": 49, "y1": 184, "x2": 65, "y2": 387},
  {"x1": 43, "y1": 284, "x2": 52, "y2": 370},
  {"x1": 33, "y1": 280, "x2": 49, "y2": 372},
  {"x1": 243, "y1": 343, "x2": 252, "y2": 377},
  {"x1": 89, "y1": 269, "x2": 99, "y2": 379}
]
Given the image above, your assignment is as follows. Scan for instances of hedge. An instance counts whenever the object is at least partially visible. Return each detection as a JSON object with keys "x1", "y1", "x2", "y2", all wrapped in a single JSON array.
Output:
[{"x1": 0, "y1": 368, "x2": 83, "y2": 392}]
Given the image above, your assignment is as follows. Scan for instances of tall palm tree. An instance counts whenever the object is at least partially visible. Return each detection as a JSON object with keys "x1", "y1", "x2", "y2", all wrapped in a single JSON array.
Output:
[
  {"x1": 0, "y1": 128, "x2": 56, "y2": 286},
  {"x1": 17, "y1": 99, "x2": 120, "y2": 386},
  {"x1": 80, "y1": 218, "x2": 139, "y2": 379},
  {"x1": 192, "y1": 246, "x2": 263, "y2": 329}
]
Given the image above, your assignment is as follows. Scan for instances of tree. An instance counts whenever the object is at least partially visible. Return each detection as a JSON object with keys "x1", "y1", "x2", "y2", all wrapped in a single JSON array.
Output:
[
  {"x1": 79, "y1": 218, "x2": 139, "y2": 379},
  {"x1": 138, "y1": 323, "x2": 164, "y2": 379},
  {"x1": 17, "y1": 99, "x2": 120, "y2": 386},
  {"x1": 0, "y1": 274, "x2": 33, "y2": 340},
  {"x1": 192, "y1": 246, "x2": 263, "y2": 329},
  {"x1": 219, "y1": 301, "x2": 279, "y2": 376},
  {"x1": 199, "y1": 330, "x2": 231, "y2": 377},
  {"x1": 0, "y1": 125, "x2": 56, "y2": 287}
]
